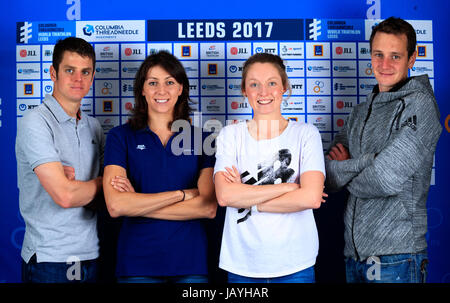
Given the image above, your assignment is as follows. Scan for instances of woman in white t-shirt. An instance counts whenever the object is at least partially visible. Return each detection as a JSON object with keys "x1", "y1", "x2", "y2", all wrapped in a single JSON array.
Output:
[{"x1": 214, "y1": 53, "x2": 326, "y2": 283}]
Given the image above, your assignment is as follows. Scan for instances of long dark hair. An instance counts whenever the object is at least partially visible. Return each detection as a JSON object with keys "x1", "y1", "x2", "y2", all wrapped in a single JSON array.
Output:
[{"x1": 128, "y1": 51, "x2": 191, "y2": 130}]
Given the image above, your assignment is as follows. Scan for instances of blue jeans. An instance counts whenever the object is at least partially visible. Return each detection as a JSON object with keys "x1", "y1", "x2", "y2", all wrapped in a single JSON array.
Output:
[
  {"x1": 117, "y1": 275, "x2": 208, "y2": 283},
  {"x1": 22, "y1": 254, "x2": 98, "y2": 283},
  {"x1": 345, "y1": 253, "x2": 428, "y2": 283},
  {"x1": 227, "y1": 266, "x2": 315, "y2": 283}
]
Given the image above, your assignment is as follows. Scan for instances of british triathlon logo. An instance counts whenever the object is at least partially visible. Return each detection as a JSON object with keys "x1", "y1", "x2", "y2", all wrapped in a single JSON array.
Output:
[{"x1": 83, "y1": 25, "x2": 94, "y2": 36}]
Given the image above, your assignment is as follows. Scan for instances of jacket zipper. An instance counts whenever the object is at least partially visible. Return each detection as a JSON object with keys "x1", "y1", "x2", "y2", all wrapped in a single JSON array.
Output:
[{"x1": 352, "y1": 98, "x2": 374, "y2": 261}]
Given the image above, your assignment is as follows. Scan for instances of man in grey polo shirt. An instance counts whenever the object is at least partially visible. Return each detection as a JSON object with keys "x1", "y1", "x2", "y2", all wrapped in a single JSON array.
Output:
[{"x1": 15, "y1": 37, "x2": 104, "y2": 283}]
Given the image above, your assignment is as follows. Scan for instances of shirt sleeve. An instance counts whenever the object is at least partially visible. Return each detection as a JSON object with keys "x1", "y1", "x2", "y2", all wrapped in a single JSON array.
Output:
[
  {"x1": 324, "y1": 111, "x2": 375, "y2": 192},
  {"x1": 299, "y1": 123, "x2": 326, "y2": 176},
  {"x1": 17, "y1": 111, "x2": 61, "y2": 170},
  {"x1": 347, "y1": 94, "x2": 442, "y2": 198},
  {"x1": 213, "y1": 124, "x2": 238, "y2": 178},
  {"x1": 198, "y1": 130, "x2": 216, "y2": 170},
  {"x1": 103, "y1": 126, "x2": 128, "y2": 170}
]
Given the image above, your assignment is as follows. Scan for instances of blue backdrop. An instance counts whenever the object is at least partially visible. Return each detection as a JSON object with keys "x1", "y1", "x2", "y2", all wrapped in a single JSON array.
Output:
[{"x1": 1, "y1": 0, "x2": 449, "y2": 283}]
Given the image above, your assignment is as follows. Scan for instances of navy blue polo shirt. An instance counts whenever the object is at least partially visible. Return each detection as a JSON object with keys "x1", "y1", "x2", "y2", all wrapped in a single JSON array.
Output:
[{"x1": 104, "y1": 122, "x2": 215, "y2": 277}]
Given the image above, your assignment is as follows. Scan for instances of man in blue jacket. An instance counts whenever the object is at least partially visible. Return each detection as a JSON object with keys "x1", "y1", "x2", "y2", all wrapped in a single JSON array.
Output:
[{"x1": 326, "y1": 17, "x2": 442, "y2": 283}]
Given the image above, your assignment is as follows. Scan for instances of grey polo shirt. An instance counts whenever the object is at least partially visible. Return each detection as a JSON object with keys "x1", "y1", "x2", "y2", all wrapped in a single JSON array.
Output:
[{"x1": 16, "y1": 94, "x2": 105, "y2": 263}]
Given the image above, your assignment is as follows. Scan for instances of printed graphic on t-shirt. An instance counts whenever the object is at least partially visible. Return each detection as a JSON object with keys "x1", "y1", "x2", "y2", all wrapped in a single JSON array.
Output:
[{"x1": 237, "y1": 149, "x2": 295, "y2": 223}]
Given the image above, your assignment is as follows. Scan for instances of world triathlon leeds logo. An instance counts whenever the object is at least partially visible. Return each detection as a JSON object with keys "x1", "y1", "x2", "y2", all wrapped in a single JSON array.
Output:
[
  {"x1": 17, "y1": 22, "x2": 32, "y2": 44},
  {"x1": 306, "y1": 19, "x2": 322, "y2": 41},
  {"x1": 83, "y1": 24, "x2": 95, "y2": 36}
]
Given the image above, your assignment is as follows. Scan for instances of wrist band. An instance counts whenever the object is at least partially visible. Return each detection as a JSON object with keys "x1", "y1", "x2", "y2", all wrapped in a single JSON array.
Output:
[
  {"x1": 251, "y1": 204, "x2": 259, "y2": 213},
  {"x1": 180, "y1": 189, "x2": 185, "y2": 201}
]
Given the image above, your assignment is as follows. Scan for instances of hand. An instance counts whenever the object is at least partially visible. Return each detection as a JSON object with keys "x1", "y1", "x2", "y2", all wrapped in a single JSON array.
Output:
[
  {"x1": 111, "y1": 176, "x2": 135, "y2": 193},
  {"x1": 223, "y1": 166, "x2": 242, "y2": 184},
  {"x1": 63, "y1": 165, "x2": 75, "y2": 180},
  {"x1": 327, "y1": 143, "x2": 350, "y2": 161},
  {"x1": 321, "y1": 191, "x2": 328, "y2": 203}
]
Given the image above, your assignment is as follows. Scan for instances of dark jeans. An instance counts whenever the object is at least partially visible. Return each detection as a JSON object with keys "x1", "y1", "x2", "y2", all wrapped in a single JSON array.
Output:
[
  {"x1": 22, "y1": 254, "x2": 98, "y2": 283},
  {"x1": 227, "y1": 266, "x2": 315, "y2": 283},
  {"x1": 117, "y1": 275, "x2": 208, "y2": 283},
  {"x1": 345, "y1": 253, "x2": 428, "y2": 283}
]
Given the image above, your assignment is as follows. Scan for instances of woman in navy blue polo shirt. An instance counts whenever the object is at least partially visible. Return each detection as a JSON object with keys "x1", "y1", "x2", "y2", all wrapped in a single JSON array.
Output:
[{"x1": 103, "y1": 51, "x2": 217, "y2": 283}]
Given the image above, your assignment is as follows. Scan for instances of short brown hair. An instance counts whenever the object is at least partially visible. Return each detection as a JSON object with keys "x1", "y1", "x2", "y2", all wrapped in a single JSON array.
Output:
[{"x1": 369, "y1": 17, "x2": 417, "y2": 58}]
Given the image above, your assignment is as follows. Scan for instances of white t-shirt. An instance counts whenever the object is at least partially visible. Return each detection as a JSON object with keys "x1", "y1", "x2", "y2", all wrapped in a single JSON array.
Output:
[{"x1": 214, "y1": 120, "x2": 325, "y2": 278}]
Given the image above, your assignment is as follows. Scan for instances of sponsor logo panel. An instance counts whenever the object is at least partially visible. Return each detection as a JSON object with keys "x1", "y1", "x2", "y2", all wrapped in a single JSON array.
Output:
[
  {"x1": 288, "y1": 78, "x2": 305, "y2": 96},
  {"x1": 280, "y1": 42, "x2": 304, "y2": 59},
  {"x1": 410, "y1": 61, "x2": 434, "y2": 78},
  {"x1": 281, "y1": 96, "x2": 305, "y2": 113},
  {"x1": 359, "y1": 78, "x2": 378, "y2": 95},
  {"x1": 227, "y1": 78, "x2": 242, "y2": 96},
  {"x1": 95, "y1": 98, "x2": 120, "y2": 115},
  {"x1": 201, "y1": 79, "x2": 225, "y2": 96},
  {"x1": 358, "y1": 60, "x2": 374, "y2": 77},
  {"x1": 147, "y1": 43, "x2": 172, "y2": 55},
  {"x1": 333, "y1": 96, "x2": 357, "y2": 113},
  {"x1": 200, "y1": 43, "x2": 225, "y2": 59},
  {"x1": 16, "y1": 45, "x2": 40, "y2": 62},
  {"x1": 305, "y1": 42, "x2": 330, "y2": 59},
  {"x1": 95, "y1": 44, "x2": 119, "y2": 60},
  {"x1": 358, "y1": 42, "x2": 371, "y2": 59},
  {"x1": 17, "y1": 81, "x2": 41, "y2": 98},
  {"x1": 253, "y1": 42, "x2": 278, "y2": 55},
  {"x1": 308, "y1": 114, "x2": 331, "y2": 131},
  {"x1": 228, "y1": 98, "x2": 252, "y2": 114},
  {"x1": 333, "y1": 114, "x2": 348, "y2": 132},
  {"x1": 283, "y1": 114, "x2": 306, "y2": 123},
  {"x1": 42, "y1": 44, "x2": 54, "y2": 61},
  {"x1": 121, "y1": 43, "x2": 145, "y2": 60},
  {"x1": 227, "y1": 61, "x2": 245, "y2": 78},
  {"x1": 333, "y1": 78, "x2": 357, "y2": 95},
  {"x1": 201, "y1": 97, "x2": 226, "y2": 114},
  {"x1": 306, "y1": 96, "x2": 331, "y2": 113},
  {"x1": 332, "y1": 60, "x2": 357, "y2": 77},
  {"x1": 306, "y1": 78, "x2": 331, "y2": 95},
  {"x1": 95, "y1": 80, "x2": 120, "y2": 97},
  {"x1": 285, "y1": 60, "x2": 305, "y2": 78},
  {"x1": 332, "y1": 42, "x2": 357, "y2": 59},
  {"x1": 174, "y1": 43, "x2": 199, "y2": 60},
  {"x1": 96, "y1": 116, "x2": 120, "y2": 134},
  {"x1": 121, "y1": 61, "x2": 142, "y2": 79},
  {"x1": 227, "y1": 43, "x2": 251, "y2": 59},
  {"x1": 16, "y1": 63, "x2": 40, "y2": 80},
  {"x1": 200, "y1": 61, "x2": 225, "y2": 77},
  {"x1": 17, "y1": 98, "x2": 41, "y2": 115},
  {"x1": 306, "y1": 60, "x2": 330, "y2": 77},
  {"x1": 77, "y1": 20, "x2": 145, "y2": 42},
  {"x1": 95, "y1": 61, "x2": 120, "y2": 79}
]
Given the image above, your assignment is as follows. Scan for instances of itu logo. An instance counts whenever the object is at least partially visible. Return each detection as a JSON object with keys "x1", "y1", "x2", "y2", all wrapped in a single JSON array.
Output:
[
  {"x1": 308, "y1": 19, "x2": 322, "y2": 41},
  {"x1": 18, "y1": 22, "x2": 32, "y2": 44},
  {"x1": 83, "y1": 24, "x2": 94, "y2": 36}
]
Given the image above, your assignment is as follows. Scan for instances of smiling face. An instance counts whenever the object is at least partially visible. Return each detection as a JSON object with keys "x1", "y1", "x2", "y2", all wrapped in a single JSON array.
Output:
[
  {"x1": 242, "y1": 62, "x2": 286, "y2": 120},
  {"x1": 142, "y1": 65, "x2": 183, "y2": 118},
  {"x1": 50, "y1": 50, "x2": 94, "y2": 105},
  {"x1": 371, "y1": 32, "x2": 416, "y2": 92}
]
